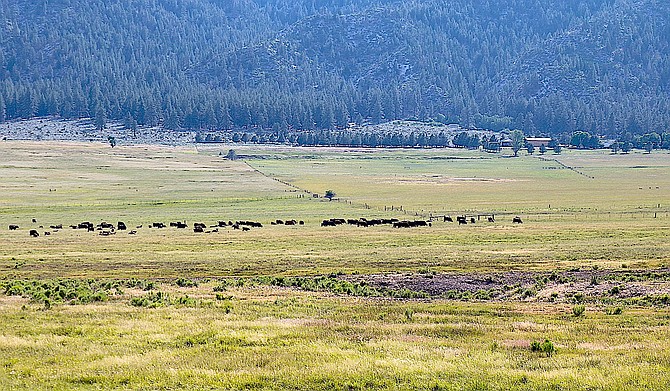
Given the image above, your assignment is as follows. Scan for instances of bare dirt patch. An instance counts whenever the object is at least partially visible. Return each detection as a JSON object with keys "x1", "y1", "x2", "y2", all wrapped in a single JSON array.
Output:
[{"x1": 340, "y1": 268, "x2": 670, "y2": 304}]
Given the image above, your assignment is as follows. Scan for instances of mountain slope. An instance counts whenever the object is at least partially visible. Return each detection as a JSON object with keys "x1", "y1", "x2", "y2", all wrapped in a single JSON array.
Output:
[{"x1": 0, "y1": 0, "x2": 668, "y2": 135}]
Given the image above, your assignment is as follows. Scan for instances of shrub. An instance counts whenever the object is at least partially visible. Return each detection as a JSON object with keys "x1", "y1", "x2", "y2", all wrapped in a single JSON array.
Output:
[
  {"x1": 404, "y1": 308, "x2": 414, "y2": 321},
  {"x1": 130, "y1": 291, "x2": 170, "y2": 308},
  {"x1": 540, "y1": 339, "x2": 556, "y2": 357},
  {"x1": 531, "y1": 339, "x2": 556, "y2": 357},
  {"x1": 530, "y1": 340, "x2": 541, "y2": 352},
  {"x1": 572, "y1": 304, "x2": 586, "y2": 317},
  {"x1": 176, "y1": 278, "x2": 197, "y2": 288},
  {"x1": 175, "y1": 295, "x2": 197, "y2": 306}
]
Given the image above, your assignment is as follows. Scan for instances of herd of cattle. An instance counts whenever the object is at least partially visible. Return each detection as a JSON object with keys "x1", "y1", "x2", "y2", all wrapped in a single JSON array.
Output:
[{"x1": 7, "y1": 215, "x2": 523, "y2": 237}]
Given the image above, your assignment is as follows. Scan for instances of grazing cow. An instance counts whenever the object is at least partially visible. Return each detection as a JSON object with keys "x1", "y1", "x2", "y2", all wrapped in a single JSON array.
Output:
[
  {"x1": 321, "y1": 220, "x2": 336, "y2": 227},
  {"x1": 457, "y1": 216, "x2": 467, "y2": 225},
  {"x1": 117, "y1": 222, "x2": 127, "y2": 230},
  {"x1": 129, "y1": 230, "x2": 137, "y2": 235},
  {"x1": 444, "y1": 216, "x2": 453, "y2": 222},
  {"x1": 44, "y1": 231, "x2": 51, "y2": 236},
  {"x1": 513, "y1": 216, "x2": 523, "y2": 224},
  {"x1": 285, "y1": 220, "x2": 297, "y2": 226},
  {"x1": 488, "y1": 217, "x2": 495, "y2": 223},
  {"x1": 232, "y1": 223, "x2": 240, "y2": 230},
  {"x1": 32, "y1": 218, "x2": 37, "y2": 223},
  {"x1": 242, "y1": 227, "x2": 250, "y2": 231},
  {"x1": 136, "y1": 225, "x2": 143, "y2": 229},
  {"x1": 299, "y1": 221, "x2": 305, "y2": 225},
  {"x1": 29, "y1": 230, "x2": 39, "y2": 237},
  {"x1": 193, "y1": 226, "x2": 204, "y2": 233},
  {"x1": 218, "y1": 221, "x2": 227, "y2": 227},
  {"x1": 49, "y1": 224, "x2": 63, "y2": 229},
  {"x1": 276, "y1": 219, "x2": 284, "y2": 225},
  {"x1": 9, "y1": 225, "x2": 19, "y2": 230},
  {"x1": 470, "y1": 217, "x2": 476, "y2": 224},
  {"x1": 194, "y1": 223, "x2": 206, "y2": 229},
  {"x1": 152, "y1": 222, "x2": 166, "y2": 228}
]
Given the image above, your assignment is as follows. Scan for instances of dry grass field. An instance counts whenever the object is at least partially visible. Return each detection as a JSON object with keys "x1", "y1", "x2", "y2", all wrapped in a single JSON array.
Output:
[{"x1": 1, "y1": 140, "x2": 670, "y2": 390}]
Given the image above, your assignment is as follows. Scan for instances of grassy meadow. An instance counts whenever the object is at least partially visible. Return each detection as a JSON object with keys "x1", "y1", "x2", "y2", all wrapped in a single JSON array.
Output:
[{"x1": 1, "y1": 140, "x2": 670, "y2": 390}]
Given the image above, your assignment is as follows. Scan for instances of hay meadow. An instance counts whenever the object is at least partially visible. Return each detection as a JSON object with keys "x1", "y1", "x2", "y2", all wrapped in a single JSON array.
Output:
[{"x1": 1, "y1": 140, "x2": 670, "y2": 390}]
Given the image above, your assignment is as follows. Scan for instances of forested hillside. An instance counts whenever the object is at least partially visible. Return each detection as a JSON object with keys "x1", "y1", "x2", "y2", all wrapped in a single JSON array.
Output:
[{"x1": 0, "y1": 0, "x2": 668, "y2": 136}]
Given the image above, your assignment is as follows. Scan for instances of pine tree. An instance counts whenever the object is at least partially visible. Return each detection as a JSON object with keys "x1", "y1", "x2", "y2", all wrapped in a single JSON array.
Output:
[{"x1": 0, "y1": 94, "x2": 5, "y2": 123}]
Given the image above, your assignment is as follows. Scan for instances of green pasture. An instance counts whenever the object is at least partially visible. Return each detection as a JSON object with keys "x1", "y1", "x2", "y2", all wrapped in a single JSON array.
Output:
[
  {"x1": 1, "y1": 142, "x2": 668, "y2": 278},
  {"x1": 238, "y1": 145, "x2": 670, "y2": 215},
  {"x1": 1, "y1": 141, "x2": 670, "y2": 390}
]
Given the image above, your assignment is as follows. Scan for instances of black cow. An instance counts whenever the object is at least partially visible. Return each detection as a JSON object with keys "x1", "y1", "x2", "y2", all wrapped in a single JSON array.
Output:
[
  {"x1": 444, "y1": 216, "x2": 453, "y2": 222},
  {"x1": 152, "y1": 222, "x2": 166, "y2": 228},
  {"x1": 29, "y1": 229, "x2": 39, "y2": 237},
  {"x1": 242, "y1": 227, "x2": 250, "y2": 231},
  {"x1": 513, "y1": 216, "x2": 523, "y2": 224},
  {"x1": 470, "y1": 217, "x2": 476, "y2": 224},
  {"x1": 457, "y1": 216, "x2": 467, "y2": 225},
  {"x1": 49, "y1": 224, "x2": 63, "y2": 229},
  {"x1": 117, "y1": 222, "x2": 127, "y2": 230},
  {"x1": 285, "y1": 220, "x2": 297, "y2": 226},
  {"x1": 78, "y1": 222, "x2": 94, "y2": 230},
  {"x1": 299, "y1": 221, "x2": 305, "y2": 225},
  {"x1": 9, "y1": 225, "x2": 19, "y2": 230},
  {"x1": 488, "y1": 217, "x2": 495, "y2": 223},
  {"x1": 193, "y1": 226, "x2": 204, "y2": 233}
]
